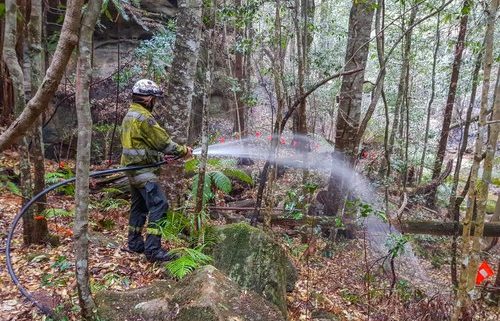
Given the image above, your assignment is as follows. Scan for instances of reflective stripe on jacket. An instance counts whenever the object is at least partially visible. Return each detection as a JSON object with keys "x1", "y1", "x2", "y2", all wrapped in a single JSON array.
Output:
[{"x1": 120, "y1": 103, "x2": 187, "y2": 186}]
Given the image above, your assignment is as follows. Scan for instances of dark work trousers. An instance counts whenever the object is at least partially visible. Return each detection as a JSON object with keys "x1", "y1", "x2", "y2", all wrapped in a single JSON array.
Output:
[{"x1": 128, "y1": 181, "x2": 169, "y2": 256}]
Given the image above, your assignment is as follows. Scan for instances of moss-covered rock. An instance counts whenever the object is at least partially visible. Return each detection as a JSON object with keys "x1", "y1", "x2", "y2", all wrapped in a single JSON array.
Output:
[
  {"x1": 212, "y1": 223, "x2": 297, "y2": 318},
  {"x1": 95, "y1": 266, "x2": 284, "y2": 321}
]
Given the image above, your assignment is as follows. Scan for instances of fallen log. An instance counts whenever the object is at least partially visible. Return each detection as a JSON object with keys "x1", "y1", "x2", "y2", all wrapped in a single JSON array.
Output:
[{"x1": 399, "y1": 220, "x2": 500, "y2": 237}]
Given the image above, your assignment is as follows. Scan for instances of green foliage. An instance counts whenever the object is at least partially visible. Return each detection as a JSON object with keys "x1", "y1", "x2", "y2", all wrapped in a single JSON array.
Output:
[
  {"x1": 42, "y1": 208, "x2": 74, "y2": 219},
  {"x1": 112, "y1": 24, "x2": 176, "y2": 86},
  {"x1": 93, "y1": 198, "x2": 130, "y2": 212},
  {"x1": 346, "y1": 199, "x2": 386, "y2": 221},
  {"x1": 284, "y1": 189, "x2": 305, "y2": 220},
  {"x1": 51, "y1": 255, "x2": 72, "y2": 272},
  {"x1": 385, "y1": 234, "x2": 410, "y2": 259},
  {"x1": 0, "y1": 4, "x2": 5, "y2": 17},
  {"x1": 165, "y1": 246, "x2": 212, "y2": 279},
  {"x1": 45, "y1": 169, "x2": 75, "y2": 196},
  {"x1": 156, "y1": 211, "x2": 191, "y2": 243},
  {"x1": 190, "y1": 158, "x2": 253, "y2": 205}
]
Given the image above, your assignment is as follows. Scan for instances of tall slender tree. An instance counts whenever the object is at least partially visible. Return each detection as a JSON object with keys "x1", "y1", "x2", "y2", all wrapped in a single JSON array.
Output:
[
  {"x1": 427, "y1": 0, "x2": 470, "y2": 206},
  {"x1": 29, "y1": 0, "x2": 49, "y2": 242},
  {"x1": 74, "y1": 0, "x2": 103, "y2": 318}
]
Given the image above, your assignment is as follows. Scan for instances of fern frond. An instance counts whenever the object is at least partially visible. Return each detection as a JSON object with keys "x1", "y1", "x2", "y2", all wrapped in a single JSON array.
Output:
[
  {"x1": 42, "y1": 208, "x2": 74, "y2": 219},
  {"x1": 223, "y1": 168, "x2": 253, "y2": 185},
  {"x1": 191, "y1": 173, "x2": 214, "y2": 204},
  {"x1": 165, "y1": 246, "x2": 212, "y2": 279},
  {"x1": 210, "y1": 171, "x2": 232, "y2": 193}
]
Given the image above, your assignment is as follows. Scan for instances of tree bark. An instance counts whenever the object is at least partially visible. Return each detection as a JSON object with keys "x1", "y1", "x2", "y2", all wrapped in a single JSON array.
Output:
[
  {"x1": 162, "y1": 0, "x2": 203, "y2": 144},
  {"x1": 326, "y1": 0, "x2": 375, "y2": 216},
  {"x1": 29, "y1": 0, "x2": 49, "y2": 242},
  {"x1": 452, "y1": 0, "x2": 498, "y2": 318},
  {"x1": 449, "y1": 46, "x2": 483, "y2": 287},
  {"x1": 3, "y1": 0, "x2": 35, "y2": 245},
  {"x1": 74, "y1": 0, "x2": 102, "y2": 318},
  {"x1": 399, "y1": 221, "x2": 500, "y2": 237},
  {"x1": 427, "y1": 0, "x2": 470, "y2": 207},
  {"x1": 418, "y1": 10, "x2": 441, "y2": 184},
  {"x1": 0, "y1": 0, "x2": 84, "y2": 151}
]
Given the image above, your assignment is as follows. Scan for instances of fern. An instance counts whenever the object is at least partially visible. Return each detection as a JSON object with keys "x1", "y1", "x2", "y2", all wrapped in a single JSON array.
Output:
[
  {"x1": 223, "y1": 168, "x2": 253, "y2": 185},
  {"x1": 191, "y1": 173, "x2": 214, "y2": 204},
  {"x1": 5, "y1": 181, "x2": 21, "y2": 195},
  {"x1": 156, "y1": 211, "x2": 190, "y2": 243},
  {"x1": 165, "y1": 246, "x2": 212, "y2": 279},
  {"x1": 42, "y1": 208, "x2": 74, "y2": 219},
  {"x1": 210, "y1": 171, "x2": 232, "y2": 193}
]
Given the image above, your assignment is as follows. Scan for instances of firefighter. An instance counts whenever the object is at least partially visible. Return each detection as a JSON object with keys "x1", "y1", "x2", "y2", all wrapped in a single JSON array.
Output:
[{"x1": 121, "y1": 79, "x2": 192, "y2": 262}]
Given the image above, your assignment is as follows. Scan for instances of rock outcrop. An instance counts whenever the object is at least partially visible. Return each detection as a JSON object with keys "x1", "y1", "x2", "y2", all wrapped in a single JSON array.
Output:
[
  {"x1": 95, "y1": 265, "x2": 285, "y2": 321},
  {"x1": 212, "y1": 223, "x2": 297, "y2": 318}
]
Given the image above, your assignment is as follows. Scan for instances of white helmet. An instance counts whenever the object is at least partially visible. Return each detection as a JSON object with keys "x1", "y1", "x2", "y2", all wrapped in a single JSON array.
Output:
[{"x1": 132, "y1": 79, "x2": 164, "y2": 97}]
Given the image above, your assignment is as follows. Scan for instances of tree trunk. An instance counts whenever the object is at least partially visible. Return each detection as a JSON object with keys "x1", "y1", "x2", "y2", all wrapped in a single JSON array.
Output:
[
  {"x1": 449, "y1": 46, "x2": 483, "y2": 288},
  {"x1": 0, "y1": 0, "x2": 84, "y2": 151},
  {"x1": 387, "y1": 3, "x2": 417, "y2": 174},
  {"x1": 29, "y1": 0, "x2": 49, "y2": 242},
  {"x1": 233, "y1": 0, "x2": 245, "y2": 136},
  {"x1": 74, "y1": 0, "x2": 102, "y2": 318},
  {"x1": 162, "y1": 0, "x2": 203, "y2": 144},
  {"x1": 452, "y1": 0, "x2": 498, "y2": 318},
  {"x1": 326, "y1": 0, "x2": 375, "y2": 216},
  {"x1": 418, "y1": 10, "x2": 442, "y2": 184},
  {"x1": 3, "y1": 0, "x2": 35, "y2": 245},
  {"x1": 427, "y1": 0, "x2": 470, "y2": 207},
  {"x1": 159, "y1": 0, "x2": 203, "y2": 208}
]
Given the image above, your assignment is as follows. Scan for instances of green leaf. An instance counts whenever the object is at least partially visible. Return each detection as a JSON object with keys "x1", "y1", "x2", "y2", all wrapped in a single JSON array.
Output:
[
  {"x1": 0, "y1": 4, "x2": 6, "y2": 17},
  {"x1": 165, "y1": 246, "x2": 212, "y2": 279},
  {"x1": 210, "y1": 171, "x2": 232, "y2": 193},
  {"x1": 42, "y1": 208, "x2": 74, "y2": 218},
  {"x1": 184, "y1": 158, "x2": 199, "y2": 173},
  {"x1": 191, "y1": 173, "x2": 214, "y2": 204},
  {"x1": 222, "y1": 168, "x2": 253, "y2": 185}
]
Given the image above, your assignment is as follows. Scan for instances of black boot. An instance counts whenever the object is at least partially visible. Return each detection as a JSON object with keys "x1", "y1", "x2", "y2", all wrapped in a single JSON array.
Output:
[
  {"x1": 144, "y1": 234, "x2": 176, "y2": 262},
  {"x1": 127, "y1": 232, "x2": 145, "y2": 253}
]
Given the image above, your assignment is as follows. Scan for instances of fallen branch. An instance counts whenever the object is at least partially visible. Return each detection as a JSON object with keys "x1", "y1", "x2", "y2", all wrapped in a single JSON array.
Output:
[{"x1": 398, "y1": 220, "x2": 500, "y2": 237}]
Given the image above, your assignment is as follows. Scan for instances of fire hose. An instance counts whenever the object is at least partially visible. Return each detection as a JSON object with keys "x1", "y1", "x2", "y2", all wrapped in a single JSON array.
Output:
[{"x1": 5, "y1": 160, "x2": 169, "y2": 316}]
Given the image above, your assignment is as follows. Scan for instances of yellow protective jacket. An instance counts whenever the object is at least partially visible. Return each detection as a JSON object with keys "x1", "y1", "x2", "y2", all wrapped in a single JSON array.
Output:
[{"x1": 120, "y1": 103, "x2": 187, "y2": 186}]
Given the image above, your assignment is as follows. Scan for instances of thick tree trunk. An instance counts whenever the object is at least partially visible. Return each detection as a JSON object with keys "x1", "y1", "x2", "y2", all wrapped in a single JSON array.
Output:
[
  {"x1": 160, "y1": 0, "x2": 203, "y2": 208},
  {"x1": 326, "y1": 0, "x2": 374, "y2": 216},
  {"x1": 162, "y1": 0, "x2": 203, "y2": 144},
  {"x1": 74, "y1": 0, "x2": 102, "y2": 318},
  {"x1": 427, "y1": 0, "x2": 470, "y2": 207},
  {"x1": 0, "y1": 0, "x2": 84, "y2": 151},
  {"x1": 452, "y1": 0, "x2": 498, "y2": 318}
]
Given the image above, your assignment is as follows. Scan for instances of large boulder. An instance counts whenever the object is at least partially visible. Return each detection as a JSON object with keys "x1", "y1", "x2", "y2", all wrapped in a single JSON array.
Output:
[
  {"x1": 212, "y1": 223, "x2": 297, "y2": 318},
  {"x1": 95, "y1": 265, "x2": 284, "y2": 321}
]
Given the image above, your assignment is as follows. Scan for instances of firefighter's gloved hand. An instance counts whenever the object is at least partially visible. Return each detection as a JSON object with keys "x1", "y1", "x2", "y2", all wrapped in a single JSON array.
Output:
[
  {"x1": 164, "y1": 155, "x2": 178, "y2": 164},
  {"x1": 184, "y1": 147, "x2": 193, "y2": 159}
]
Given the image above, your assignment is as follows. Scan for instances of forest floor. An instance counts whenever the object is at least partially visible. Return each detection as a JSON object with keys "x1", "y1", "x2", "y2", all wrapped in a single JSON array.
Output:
[{"x1": 0, "y1": 151, "x2": 499, "y2": 321}]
